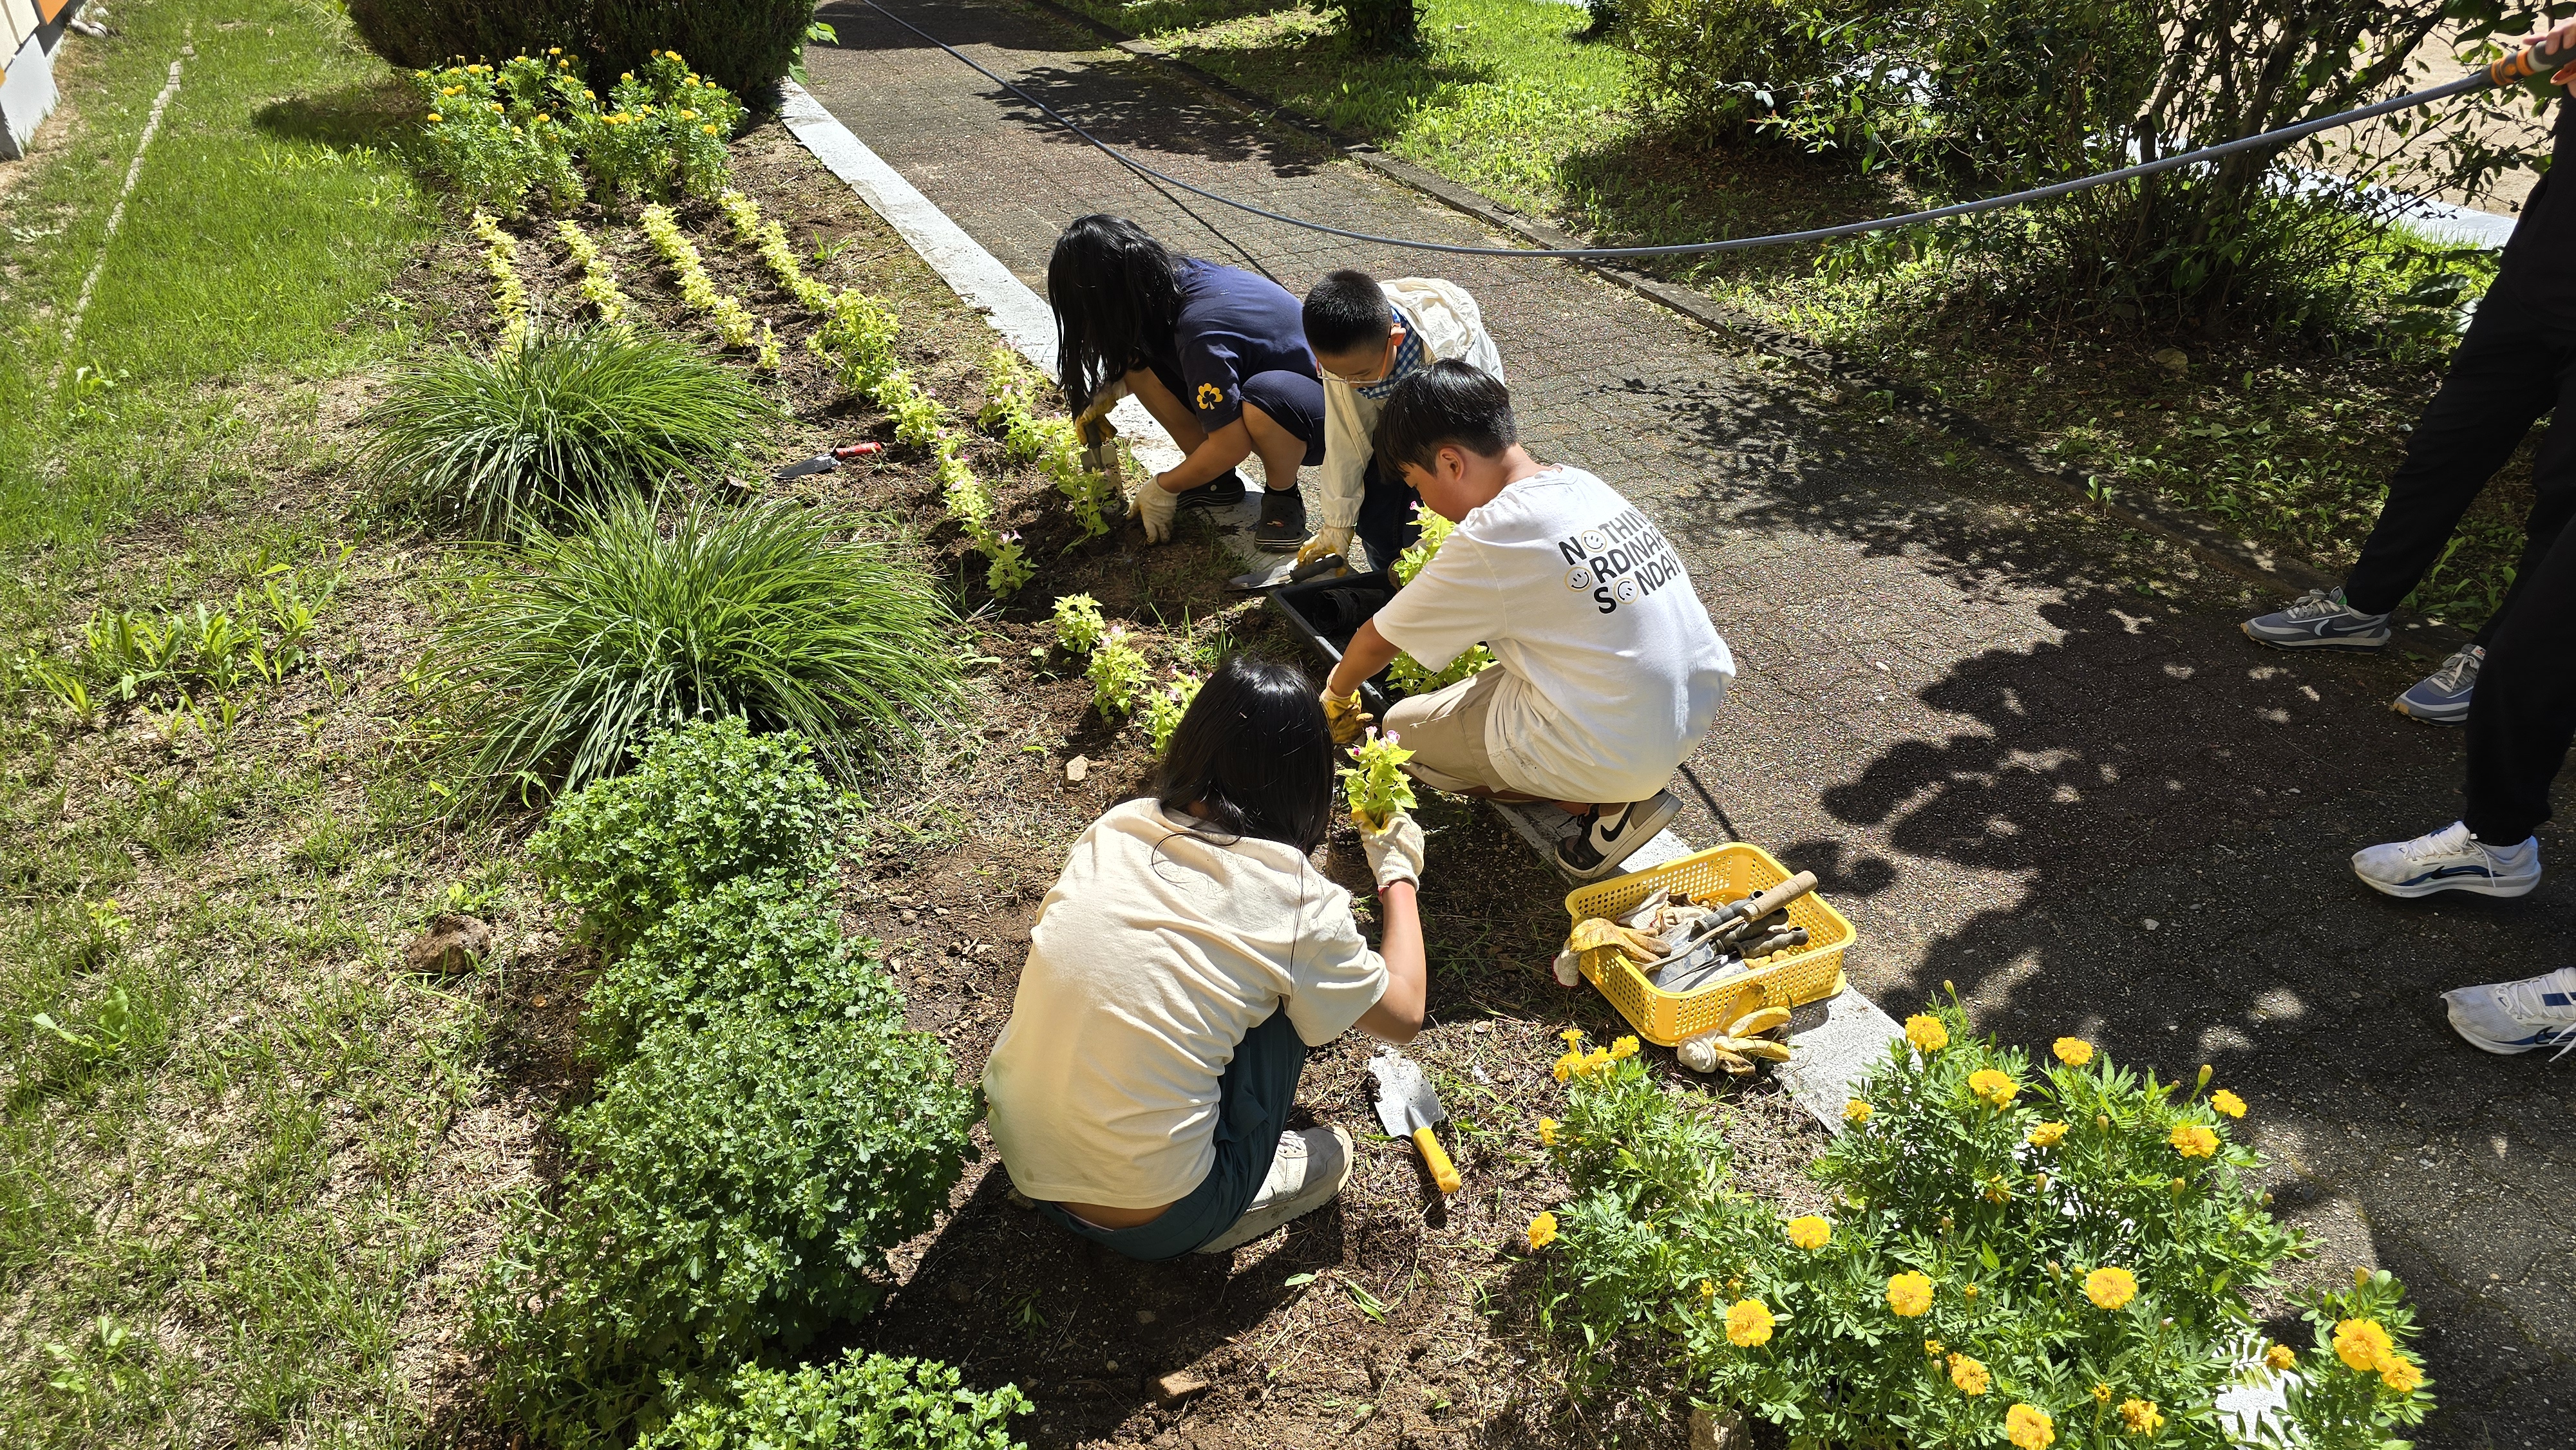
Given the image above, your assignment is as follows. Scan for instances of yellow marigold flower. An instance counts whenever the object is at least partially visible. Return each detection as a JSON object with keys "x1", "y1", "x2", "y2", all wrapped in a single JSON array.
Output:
[
  {"x1": 548, "y1": 46, "x2": 562, "y2": 54},
  {"x1": 2333, "y1": 1318, "x2": 2395, "y2": 1373},
  {"x1": 559, "y1": 59, "x2": 571, "y2": 68},
  {"x1": 2264, "y1": 1343, "x2": 2297, "y2": 1372},
  {"x1": 1610, "y1": 1035, "x2": 1640, "y2": 1060},
  {"x1": 1785, "y1": 1215, "x2": 1831, "y2": 1250},
  {"x1": 1698, "y1": 1279, "x2": 1716, "y2": 1303},
  {"x1": 2118, "y1": 1398, "x2": 2163, "y2": 1435},
  {"x1": 2092, "y1": 1383, "x2": 2114, "y2": 1404},
  {"x1": 2029, "y1": 1121, "x2": 2068, "y2": 1147},
  {"x1": 1904, "y1": 1013, "x2": 1948, "y2": 1052},
  {"x1": 2171, "y1": 1123, "x2": 2219, "y2": 1158},
  {"x1": 1924, "y1": 1337, "x2": 1945, "y2": 1357},
  {"x1": 2212, "y1": 1089, "x2": 2246, "y2": 1118},
  {"x1": 2052, "y1": 1036, "x2": 2094, "y2": 1066},
  {"x1": 1968, "y1": 1068, "x2": 2020, "y2": 1107},
  {"x1": 1560, "y1": 1027, "x2": 1585, "y2": 1048},
  {"x1": 1724, "y1": 1299, "x2": 1775, "y2": 1347},
  {"x1": 1537, "y1": 1117, "x2": 1558, "y2": 1147},
  {"x1": 701, "y1": 124, "x2": 718, "y2": 135},
  {"x1": 1947, "y1": 1353, "x2": 1990, "y2": 1396},
  {"x1": 1582, "y1": 1047, "x2": 1612, "y2": 1075},
  {"x1": 1551, "y1": 1051, "x2": 1579, "y2": 1083},
  {"x1": 682, "y1": 108, "x2": 698, "y2": 118},
  {"x1": 2005, "y1": 1404, "x2": 2055, "y2": 1449},
  {"x1": 621, "y1": 71, "x2": 635, "y2": 80},
  {"x1": 426, "y1": 112, "x2": 442, "y2": 122},
  {"x1": 1525, "y1": 1212, "x2": 1558, "y2": 1250},
  {"x1": 1886, "y1": 1272, "x2": 1934, "y2": 1317},
  {"x1": 1962, "y1": 1284, "x2": 1980, "y2": 1299},
  {"x1": 1843, "y1": 1099, "x2": 1873, "y2": 1125},
  {"x1": 2084, "y1": 1266, "x2": 2138, "y2": 1310},
  {"x1": 2380, "y1": 1357, "x2": 2422, "y2": 1395}
]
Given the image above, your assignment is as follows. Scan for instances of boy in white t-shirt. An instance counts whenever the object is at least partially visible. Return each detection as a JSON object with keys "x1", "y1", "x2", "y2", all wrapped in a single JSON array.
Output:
[{"x1": 1319, "y1": 361, "x2": 1736, "y2": 880}]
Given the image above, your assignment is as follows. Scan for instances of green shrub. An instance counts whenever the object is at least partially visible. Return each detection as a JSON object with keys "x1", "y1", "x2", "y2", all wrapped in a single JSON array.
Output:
[
  {"x1": 593, "y1": 0, "x2": 821, "y2": 106},
  {"x1": 1536, "y1": 1010, "x2": 2434, "y2": 1448},
  {"x1": 526, "y1": 717, "x2": 851, "y2": 950},
  {"x1": 1621, "y1": 0, "x2": 1859, "y2": 144},
  {"x1": 583, "y1": 871, "x2": 894, "y2": 1066},
  {"x1": 474, "y1": 992, "x2": 979, "y2": 1447},
  {"x1": 438, "y1": 493, "x2": 960, "y2": 795},
  {"x1": 362, "y1": 326, "x2": 770, "y2": 537},
  {"x1": 346, "y1": 0, "x2": 583, "y2": 69},
  {"x1": 640, "y1": 1350, "x2": 1032, "y2": 1450}
]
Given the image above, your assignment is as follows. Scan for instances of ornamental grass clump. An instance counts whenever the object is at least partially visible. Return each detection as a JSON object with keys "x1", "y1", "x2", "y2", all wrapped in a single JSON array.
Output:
[
  {"x1": 639, "y1": 1350, "x2": 1032, "y2": 1450},
  {"x1": 1535, "y1": 1004, "x2": 2434, "y2": 1449},
  {"x1": 361, "y1": 325, "x2": 770, "y2": 537},
  {"x1": 437, "y1": 494, "x2": 959, "y2": 796}
]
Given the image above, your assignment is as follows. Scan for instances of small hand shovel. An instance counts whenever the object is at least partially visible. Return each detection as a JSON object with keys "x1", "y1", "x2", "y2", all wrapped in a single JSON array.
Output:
[
  {"x1": 772, "y1": 442, "x2": 884, "y2": 481},
  {"x1": 1370, "y1": 1047, "x2": 1461, "y2": 1195}
]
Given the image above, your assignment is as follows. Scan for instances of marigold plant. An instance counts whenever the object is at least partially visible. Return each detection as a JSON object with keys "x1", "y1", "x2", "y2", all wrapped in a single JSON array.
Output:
[{"x1": 1533, "y1": 997, "x2": 2433, "y2": 1449}]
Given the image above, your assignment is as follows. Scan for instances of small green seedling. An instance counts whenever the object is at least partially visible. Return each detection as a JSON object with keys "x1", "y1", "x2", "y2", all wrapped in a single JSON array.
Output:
[
  {"x1": 1389, "y1": 502, "x2": 1457, "y2": 587},
  {"x1": 1142, "y1": 670, "x2": 1204, "y2": 753},
  {"x1": 1052, "y1": 594, "x2": 1106, "y2": 654},
  {"x1": 1340, "y1": 728, "x2": 1417, "y2": 830},
  {"x1": 1086, "y1": 626, "x2": 1149, "y2": 717}
]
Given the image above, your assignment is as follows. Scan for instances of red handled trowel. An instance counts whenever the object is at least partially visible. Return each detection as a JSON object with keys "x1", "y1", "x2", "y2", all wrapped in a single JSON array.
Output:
[{"x1": 1369, "y1": 1046, "x2": 1461, "y2": 1195}]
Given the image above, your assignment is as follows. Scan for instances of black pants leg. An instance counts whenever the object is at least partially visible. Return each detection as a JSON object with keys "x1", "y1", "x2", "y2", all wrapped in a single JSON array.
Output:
[
  {"x1": 2463, "y1": 516, "x2": 2576, "y2": 843},
  {"x1": 2342, "y1": 296, "x2": 2576, "y2": 647},
  {"x1": 1355, "y1": 458, "x2": 1424, "y2": 574}
]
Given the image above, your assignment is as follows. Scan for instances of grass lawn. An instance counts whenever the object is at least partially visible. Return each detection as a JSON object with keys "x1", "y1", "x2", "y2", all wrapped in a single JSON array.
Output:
[{"x1": 1052, "y1": 0, "x2": 2539, "y2": 627}]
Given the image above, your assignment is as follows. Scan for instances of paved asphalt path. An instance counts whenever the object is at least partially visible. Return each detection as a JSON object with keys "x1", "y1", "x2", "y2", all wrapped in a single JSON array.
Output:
[{"x1": 803, "y1": 5, "x2": 2575, "y2": 1442}]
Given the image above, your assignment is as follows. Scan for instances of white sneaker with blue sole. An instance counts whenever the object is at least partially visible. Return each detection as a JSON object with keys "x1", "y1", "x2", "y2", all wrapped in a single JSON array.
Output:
[
  {"x1": 2442, "y1": 968, "x2": 2576, "y2": 1057},
  {"x1": 2242, "y1": 587, "x2": 2391, "y2": 649},
  {"x1": 2353, "y1": 820, "x2": 2539, "y2": 898},
  {"x1": 2392, "y1": 645, "x2": 2481, "y2": 725}
]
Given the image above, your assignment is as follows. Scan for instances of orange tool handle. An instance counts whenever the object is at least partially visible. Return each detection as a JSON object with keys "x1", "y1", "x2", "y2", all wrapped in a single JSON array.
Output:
[
  {"x1": 2490, "y1": 30, "x2": 2576, "y2": 88},
  {"x1": 1412, "y1": 1125, "x2": 1461, "y2": 1194}
]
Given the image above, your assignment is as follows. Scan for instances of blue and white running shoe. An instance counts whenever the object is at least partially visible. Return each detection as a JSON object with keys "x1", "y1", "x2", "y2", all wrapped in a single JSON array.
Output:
[
  {"x1": 2441, "y1": 967, "x2": 2576, "y2": 1057},
  {"x1": 2242, "y1": 587, "x2": 2391, "y2": 649},
  {"x1": 2392, "y1": 646, "x2": 2481, "y2": 725},
  {"x1": 2353, "y1": 820, "x2": 2539, "y2": 899}
]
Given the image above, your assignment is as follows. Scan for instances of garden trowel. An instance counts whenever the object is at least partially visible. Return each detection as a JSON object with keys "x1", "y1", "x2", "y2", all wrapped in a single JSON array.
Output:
[{"x1": 1369, "y1": 1047, "x2": 1461, "y2": 1195}]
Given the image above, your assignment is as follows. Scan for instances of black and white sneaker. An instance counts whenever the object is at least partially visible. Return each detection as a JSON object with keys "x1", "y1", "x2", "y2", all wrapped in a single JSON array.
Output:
[
  {"x1": 1173, "y1": 469, "x2": 1247, "y2": 514},
  {"x1": 1253, "y1": 487, "x2": 1307, "y2": 552},
  {"x1": 1557, "y1": 790, "x2": 1682, "y2": 881}
]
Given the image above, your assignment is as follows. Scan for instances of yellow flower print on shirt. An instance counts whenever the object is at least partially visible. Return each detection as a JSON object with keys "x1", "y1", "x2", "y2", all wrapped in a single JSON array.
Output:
[{"x1": 1195, "y1": 382, "x2": 1226, "y2": 411}]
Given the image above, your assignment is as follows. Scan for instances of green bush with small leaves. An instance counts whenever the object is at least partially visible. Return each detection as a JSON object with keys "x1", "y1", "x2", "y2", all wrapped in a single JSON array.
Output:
[
  {"x1": 1535, "y1": 1006, "x2": 2433, "y2": 1449},
  {"x1": 526, "y1": 717, "x2": 851, "y2": 950},
  {"x1": 473, "y1": 988, "x2": 978, "y2": 1447},
  {"x1": 639, "y1": 1350, "x2": 1032, "y2": 1450}
]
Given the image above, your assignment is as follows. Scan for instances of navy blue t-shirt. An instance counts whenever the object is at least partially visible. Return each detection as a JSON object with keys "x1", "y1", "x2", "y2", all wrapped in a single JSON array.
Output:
[{"x1": 1146, "y1": 259, "x2": 1319, "y2": 431}]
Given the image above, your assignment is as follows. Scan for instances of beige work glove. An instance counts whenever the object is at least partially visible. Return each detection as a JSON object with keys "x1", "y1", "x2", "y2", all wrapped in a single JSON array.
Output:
[
  {"x1": 1296, "y1": 525, "x2": 1356, "y2": 568},
  {"x1": 1136, "y1": 476, "x2": 1179, "y2": 544},
  {"x1": 1357, "y1": 809, "x2": 1425, "y2": 889},
  {"x1": 1320, "y1": 687, "x2": 1374, "y2": 746}
]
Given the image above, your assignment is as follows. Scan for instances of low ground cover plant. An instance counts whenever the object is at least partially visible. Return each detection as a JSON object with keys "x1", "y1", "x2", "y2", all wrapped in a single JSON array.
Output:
[
  {"x1": 1535, "y1": 1007, "x2": 2434, "y2": 1447},
  {"x1": 979, "y1": 348, "x2": 1119, "y2": 541},
  {"x1": 580, "y1": 870, "x2": 893, "y2": 1064},
  {"x1": 641, "y1": 202, "x2": 778, "y2": 364},
  {"x1": 436, "y1": 493, "x2": 959, "y2": 794},
  {"x1": 639, "y1": 1350, "x2": 1031, "y2": 1450},
  {"x1": 361, "y1": 325, "x2": 770, "y2": 536}
]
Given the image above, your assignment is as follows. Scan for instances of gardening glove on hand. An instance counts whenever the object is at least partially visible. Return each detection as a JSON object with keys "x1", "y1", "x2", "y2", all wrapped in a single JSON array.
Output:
[
  {"x1": 1320, "y1": 687, "x2": 1374, "y2": 746},
  {"x1": 1358, "y1": 809, "x2": 1426, "y2": 890},
  {"x1": 1296, "y1": 525, "x2": 1356, "y2": 569},
  {"x1": 1137, "y1": 477, "x2": 1180, "y2": 544}
]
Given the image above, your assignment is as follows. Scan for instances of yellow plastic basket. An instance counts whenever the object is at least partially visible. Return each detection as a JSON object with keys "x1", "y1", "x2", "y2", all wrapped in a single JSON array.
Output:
[{"x1": 1562, "y1": 842, "x2": 1857, "y2": 1047}]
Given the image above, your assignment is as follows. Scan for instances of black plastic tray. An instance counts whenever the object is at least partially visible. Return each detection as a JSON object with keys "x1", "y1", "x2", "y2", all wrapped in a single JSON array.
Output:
[{"x1": 1267, "y1": 568, "x2": 1399, "y2": 718}]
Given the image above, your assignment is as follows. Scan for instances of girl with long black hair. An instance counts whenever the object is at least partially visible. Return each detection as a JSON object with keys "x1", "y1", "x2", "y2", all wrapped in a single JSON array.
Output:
[
  {"x1": 1047, "y1": 215, "x2": 1327, "y2": 553},
  {"x1": 982, "y1": 655, "x2": 1429, "y2": 1259}
]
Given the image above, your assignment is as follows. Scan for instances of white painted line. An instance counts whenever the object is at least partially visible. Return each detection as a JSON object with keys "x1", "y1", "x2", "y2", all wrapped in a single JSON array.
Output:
[
  {"x1": 779, "y1": 77, "x2": 1890, "y2": 1126},
  {"x1": 52, "y1": 50, "x2": 182, "y2": 393}
]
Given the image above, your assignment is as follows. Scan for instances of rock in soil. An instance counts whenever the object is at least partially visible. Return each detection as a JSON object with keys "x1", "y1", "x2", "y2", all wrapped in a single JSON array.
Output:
[
  {"x1": 1690, "y1": 1407, "x2": 1746, "y2": 1450},
  {"x1": 1153, "y1": 1371, "x2": 1210, "y2": 1405},
  {"x1": 403, "y1": 914, "x2": 490, "y2": 974}
]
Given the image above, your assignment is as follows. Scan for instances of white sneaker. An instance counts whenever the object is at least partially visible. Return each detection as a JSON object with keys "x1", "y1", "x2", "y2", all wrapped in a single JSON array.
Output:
[
  {"x1": 2441, "y1": 968, "x2": 2576, "y2": 1057},
  {"x1": 2352, "y1": 821, "x2": 2539, "y2": 899},
  {"x1": 1194, "y1": 1125, "x2": 1353, "y2": 1255}
]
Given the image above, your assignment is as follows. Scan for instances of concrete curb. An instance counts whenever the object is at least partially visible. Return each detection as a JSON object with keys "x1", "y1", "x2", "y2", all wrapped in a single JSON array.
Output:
[
  {"x1": 777, "y1": 74, "x2": 1901, "y2": 1126},
  {"x1": 1010, "y1": 0, "x2": 2465, "y2": 630}
]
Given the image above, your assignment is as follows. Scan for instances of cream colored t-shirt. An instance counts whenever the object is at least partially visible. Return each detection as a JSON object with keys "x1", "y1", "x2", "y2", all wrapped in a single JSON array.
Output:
[{"x1": 983, "y1": 798, "x2": 1389, "y2": 1209}]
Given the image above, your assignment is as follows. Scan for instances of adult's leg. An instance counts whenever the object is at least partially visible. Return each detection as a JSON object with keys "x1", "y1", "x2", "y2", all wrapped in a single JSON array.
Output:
[
  {"x1": 2462, "y1": 518, "x2": 2576, "y2": 845},
  {"x1": 1356, "y1": 458, "x2": 1424, "y2": 572},
  {"x1": 1122, "y1": 366, "x2": 1208, "y2": 455},
  {"x1": 2342, "y1": 303, "x2": 2561, "y2": 617},
  {"x1": 1238, "y1": 369, "x2": 1328, "y2": 492},
  {"x1": 2467, "y1": 339, "x2": 2576, "y2": 648}
]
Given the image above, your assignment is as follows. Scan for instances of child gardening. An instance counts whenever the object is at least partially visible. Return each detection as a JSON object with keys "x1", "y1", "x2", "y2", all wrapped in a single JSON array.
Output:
[
  {"x1": 1298, "y1": 268, "x2": 1505, "y2": 569},
  {"x1": 983, "y1": 656, "x2": 1430, "y2": 1260},
  {"x1": 1320, "y1": 362, "x2": 1736, "y2": 881}
]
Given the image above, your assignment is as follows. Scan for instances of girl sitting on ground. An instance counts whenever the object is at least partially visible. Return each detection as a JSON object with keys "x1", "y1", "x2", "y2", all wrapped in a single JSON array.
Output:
[
  {"x1": 1048, "y1": 214, "x2": 1328, "y2": 552},
  {"x1": 982, "y1": 654, "x2": 1428, "y2": 1259}
]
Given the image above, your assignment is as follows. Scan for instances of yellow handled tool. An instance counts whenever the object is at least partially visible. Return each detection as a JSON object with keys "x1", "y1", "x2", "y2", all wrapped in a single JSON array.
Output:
[{"x1": 1370, "y1": 1048, "x2": 1461, "y2": 1195}]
